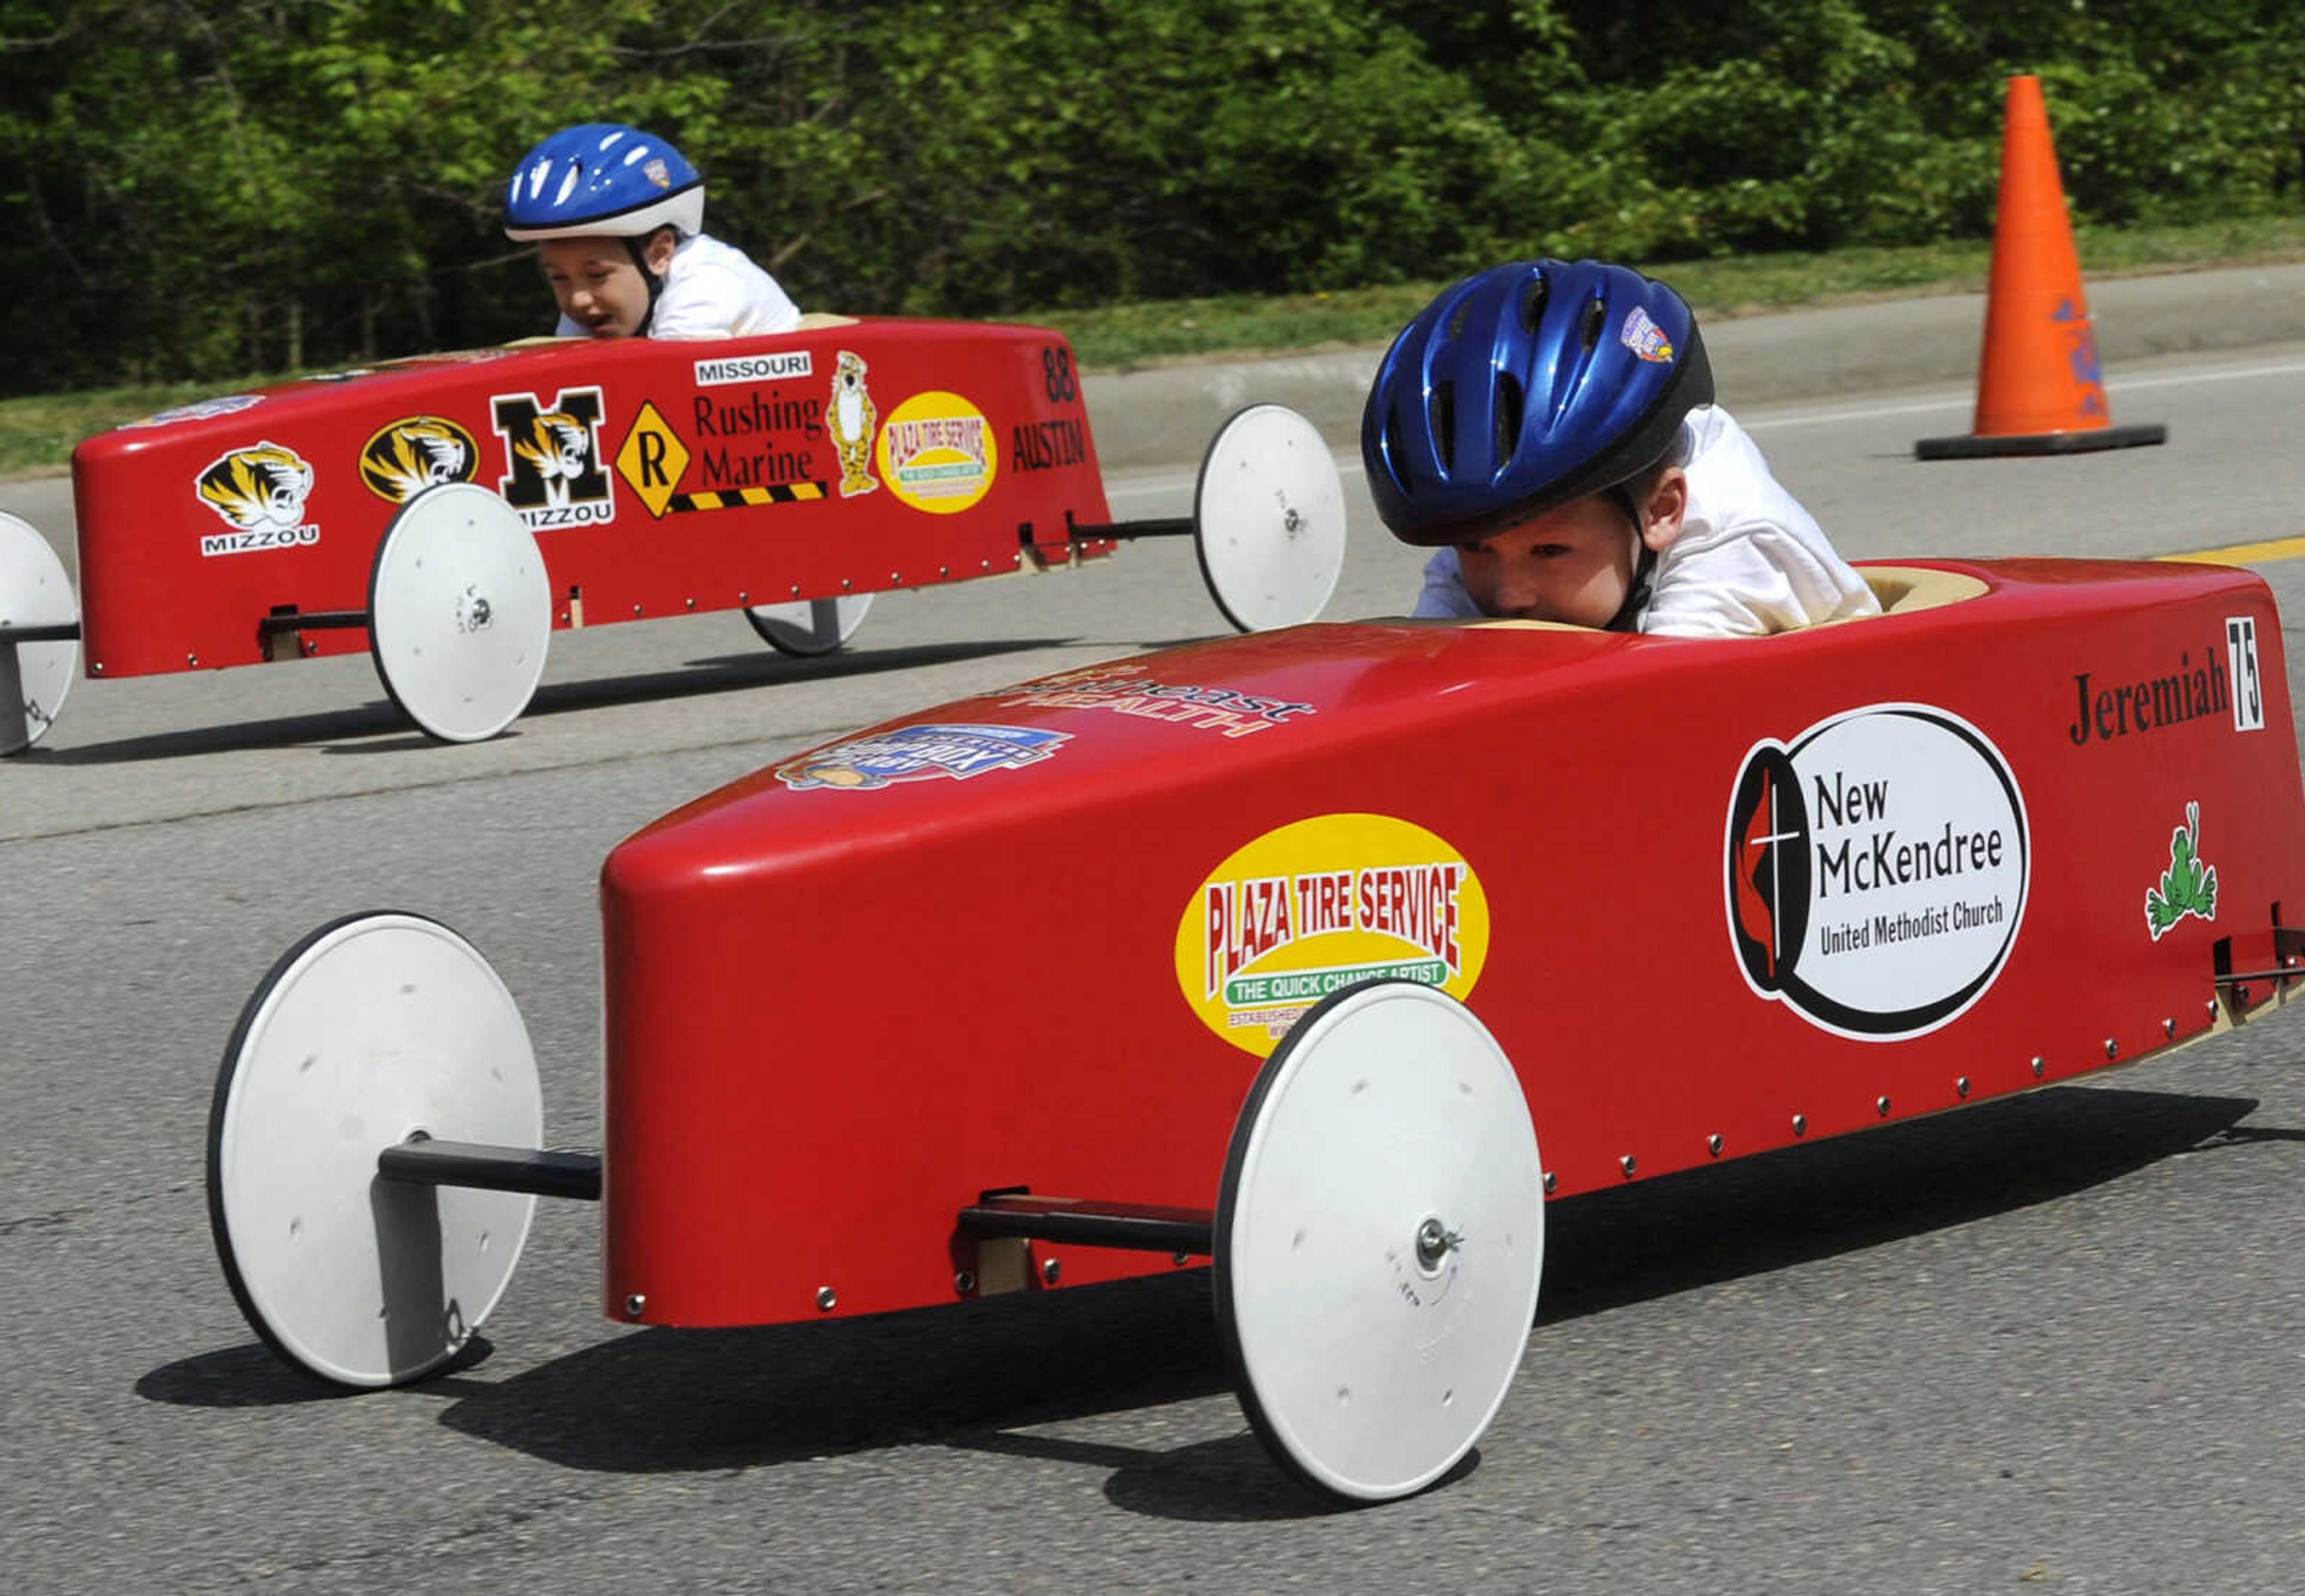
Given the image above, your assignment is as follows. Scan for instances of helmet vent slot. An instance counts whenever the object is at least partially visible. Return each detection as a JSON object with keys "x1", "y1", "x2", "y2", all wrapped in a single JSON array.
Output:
[
  {"x1": 1385, "y1": 408, "x2": 1411, "y2": 489},
  {"x1": 1519, "y1": 276, "x2": 1549, "y2": 334},
  {"x1": 1493, "y1": 373, "x2": 1524, "y2": 466},
  {"x1": 1579, "y1": 295, "x2": 1608, "y2": 352},
  {"x1": 1430, "y1": 383, "x2": 1457, "y2": 470}
]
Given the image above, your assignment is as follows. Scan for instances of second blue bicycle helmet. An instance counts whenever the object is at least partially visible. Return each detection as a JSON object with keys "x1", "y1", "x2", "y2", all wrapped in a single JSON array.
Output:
[
  {"x1": 1361, "y1": 260, "x2": 1713, "y2": 547},
  {"x1": 504, "y1": 124, "x2": 705, "y2": 242}
]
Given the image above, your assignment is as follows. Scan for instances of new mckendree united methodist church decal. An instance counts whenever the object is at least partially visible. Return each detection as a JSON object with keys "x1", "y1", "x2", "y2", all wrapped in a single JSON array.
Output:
[{"x1": 1725, "y1": 705, "x2": 2030, "y2": 1041}]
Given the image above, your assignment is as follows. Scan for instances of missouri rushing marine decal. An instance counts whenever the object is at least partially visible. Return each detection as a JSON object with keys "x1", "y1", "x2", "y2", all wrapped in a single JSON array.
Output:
[
  {"x1": 360, "y1": 416, "x2": 480, "y2": 503},
  {"x1": 191, "y1": 442, "x2": 320, "y2": 556}
]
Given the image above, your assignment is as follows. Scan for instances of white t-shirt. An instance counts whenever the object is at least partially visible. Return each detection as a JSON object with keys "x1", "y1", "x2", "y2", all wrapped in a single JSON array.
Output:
[
  {"x1": 553, "y1": 232, "x2": 802, "y2": 342},
  {"x1": 1411, "y1": 405, "x2": 1881, "y2": 637}
]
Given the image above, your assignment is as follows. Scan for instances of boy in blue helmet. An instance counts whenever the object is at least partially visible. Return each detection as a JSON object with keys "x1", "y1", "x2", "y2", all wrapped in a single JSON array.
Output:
[
  {"x1": 1363, "y1": 260, "x2": 1878, "y2": 636},
  {"x1": 504, "y1": 123, "x2": 802, "y2": 341}
]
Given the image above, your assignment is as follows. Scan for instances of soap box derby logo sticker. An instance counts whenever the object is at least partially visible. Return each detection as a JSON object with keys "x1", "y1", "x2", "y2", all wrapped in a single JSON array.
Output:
[
  {"x1": 1175, "y1": 813, "x2": 1490, "y2": 1057},
  {"x1": 1726, "y1": 704, "x2": 2029, "y2": 1041},
  {"x1": 995, "y1": 663, "x2": 1316, "y2": 739},
  {"x1": 491, "y1": 386, "x2": 614, "y2": 529},
  {"x1": 775, "y1": 723, "x2": 1068, "y2": 792},
  {"x1": 876, "y1": 390, "x2": 997, "y2": 514},
  {"x1": 359, "y1": 415, "x2": 480, "y2": 503},
  {"x1": 127, "y1": 394, "x2": 262, "y2": 429},
  {"x1": 191, "y1": 442, "x2": 321, "y2": 557}
]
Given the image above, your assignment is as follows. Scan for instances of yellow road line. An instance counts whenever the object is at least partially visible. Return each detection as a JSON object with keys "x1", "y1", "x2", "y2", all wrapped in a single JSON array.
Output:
[{"x1": 2157, "y1": 534, "x2": 2305, "y2": 567}]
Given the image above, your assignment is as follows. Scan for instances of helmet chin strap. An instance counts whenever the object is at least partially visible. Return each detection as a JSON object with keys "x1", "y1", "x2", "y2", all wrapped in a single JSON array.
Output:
[
  {"x1": 623, "y1": 233, "x2": 670, "y2": 336},
  {"x1": 1603, "y1": 483, "x2": 1656, "y2": 633}
]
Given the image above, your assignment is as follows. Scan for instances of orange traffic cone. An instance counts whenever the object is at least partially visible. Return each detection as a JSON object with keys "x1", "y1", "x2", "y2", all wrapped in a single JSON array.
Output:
[{"x1": 1917, "y1": 75, "x2": 2166, "y2": 459}]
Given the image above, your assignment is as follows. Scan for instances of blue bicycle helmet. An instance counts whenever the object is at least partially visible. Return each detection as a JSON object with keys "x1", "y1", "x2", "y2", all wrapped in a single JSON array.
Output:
[
  {"x1": 1361, "y1": 260, "x2": 1713, "y2": 547},
  {"x1": 504, "y1": 123, "x2": 704, "y2": 242}
]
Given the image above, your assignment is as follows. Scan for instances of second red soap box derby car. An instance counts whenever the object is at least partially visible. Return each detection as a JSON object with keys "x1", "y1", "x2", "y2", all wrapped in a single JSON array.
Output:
[
  {"x1": 0, "y1": 318, "x2": 1343, "y2": 749},
  {"x1": 205, "y1": 555, "x2": 2305, "y2": 1501}
]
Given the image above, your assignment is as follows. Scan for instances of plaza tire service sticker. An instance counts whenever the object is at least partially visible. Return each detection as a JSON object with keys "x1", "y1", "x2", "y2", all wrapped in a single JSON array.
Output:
[
  {"x1": 1726, "y1": 705, "x2": 2028, "y2": 1040},
  {"x1": 1175, "y1": 813, "x2": 1490, "y2": 1058},
  {"x1": 876, "y1": 390, "x2": 996, "y2": 514}
]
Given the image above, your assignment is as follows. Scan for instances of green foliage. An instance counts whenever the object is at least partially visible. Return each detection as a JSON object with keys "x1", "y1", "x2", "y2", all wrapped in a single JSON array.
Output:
[{"x1": 2, "y1": 0, "x2": 2300, "y2": 394}]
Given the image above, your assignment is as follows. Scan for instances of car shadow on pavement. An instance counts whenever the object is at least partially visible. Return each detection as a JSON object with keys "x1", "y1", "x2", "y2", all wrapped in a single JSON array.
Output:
[
  {"x1": 1534, "y1": 1083, "x2": 2264, "y2": 1326},
  {"x1": 15, "y1": 639, "x2": 1070, "y2": 763},
  {"x1": 131, "y1": 1083, "x2": 2271, "y2": 1520}
]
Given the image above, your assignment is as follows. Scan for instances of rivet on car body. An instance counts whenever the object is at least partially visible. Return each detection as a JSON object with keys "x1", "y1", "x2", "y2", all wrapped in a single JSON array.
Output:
[
  {"x1": 789, "y1": 583, "x2": 800, "y2": 597},
  {"x1": 1172, "y1": 1252, "x2": 1192, "y2": 1267},
  {"x1": 2162, "y1": 1016, "x2": 2176, "y2": 1037},
  {"x1": 1707, "y1": 1133, "x2": 1723, "y2": 1157},
  {"x1": 841, "y1": 578, "x2": 853, "y2": 591},
  {"x1": 1542, "y1": 1172, "x2": 1557, "y2": 1195},
  {"x1": 1876, "y1": 1095, "x2": 1891, "y2": 1117},
  {"x1": 2104, "y1": 1038, "x2": 2118, "y2": 1059},
  {"x1": 187, "y1": 653, "x2": 199, "y2": 667},
  {"x1": 91, "y1": 661, "x2": 104, "y2": 674},
  {"x1": 1792, "y1": 1114, "x2": 1808, "y2": 1136},
  {"x1": 738, "y1": 589, "x2": 749, "y2": 603},
  {"x1": 684, "y1": 597, "x2": 695, "y2": 610},
  {"x1": 2031, "y1": 1056, "x2": 2046, "y2": 1077},
  {"x1": 939, "y1": 565, "x2": 950, "y2": 578},
  {"x1": 816, "y1": 1286, "x2": 837, "y2": 1311},
  {"x1": 1956, "y1": 1076, "x2": 1972, "y2": 1098},
  {"x1": 953, "y1": 1272, "x2": 975, "y2": 1296},
  {"x1": 1041, "y1": 1258, "x2": 1062, "y2": 1285},
  {"x1": 1618, "y1": 1155, "x2": 1636, "y2": 1178},
  {"x1": 623, "y1": 1293, "x2": 646, "y2": 1319}
]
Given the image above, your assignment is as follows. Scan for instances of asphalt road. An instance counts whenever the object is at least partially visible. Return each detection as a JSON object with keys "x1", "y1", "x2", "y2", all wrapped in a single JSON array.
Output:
[{"x1": 5, "y1": 344, "x2": 2305, "y2": 1592}]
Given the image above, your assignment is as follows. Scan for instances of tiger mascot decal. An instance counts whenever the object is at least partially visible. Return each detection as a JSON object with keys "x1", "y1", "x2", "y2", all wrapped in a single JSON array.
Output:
[
  {"x1": 194, "y1": 442, "x2": 314, "y2": 531},
  {"x1": 827, "y1": 349, "x2": 879, "y2": 498},
  {"x1": 360, "y1": 417, "x2": 478, "y2": 503},
  {"x1": 510, "y1": 411, "x2": 595, "y2": 506}
]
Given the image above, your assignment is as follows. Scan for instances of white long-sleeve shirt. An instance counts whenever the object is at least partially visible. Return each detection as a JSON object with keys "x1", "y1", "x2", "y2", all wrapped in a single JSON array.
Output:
[
  {"x1": 1412, "y1": 405, "x2": 1880, "y2": 636},
  {"x1": 554, "y1": 232, "x2": 802, "y2": 342}
]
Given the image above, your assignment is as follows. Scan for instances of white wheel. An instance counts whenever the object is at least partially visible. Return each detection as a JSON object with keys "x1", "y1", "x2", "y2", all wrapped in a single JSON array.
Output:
[
  {"x1": 1216, "y1": 980, "x2": 1544, "y2": 1502},
  {"x1": 368, "y1": 484, "x2": 551, "y2": 742},
  {"x1": 206, "y1": 911, "x2": 543, "y2": 1388},
  {"x1": 745, "y1": 592, "x2": 874, "y2": 657},
  {"x1": 1194, "y1": 403, "x2": 1345, "y2": 633},
  {"x1": 0, "y1": 511, "x2": 78, "y2": 755}
]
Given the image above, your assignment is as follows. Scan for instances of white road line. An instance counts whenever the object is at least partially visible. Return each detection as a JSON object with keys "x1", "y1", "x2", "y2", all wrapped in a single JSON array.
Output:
[{"x1": 1749, "y1": 357, "x2": 2305, "y2": 432}]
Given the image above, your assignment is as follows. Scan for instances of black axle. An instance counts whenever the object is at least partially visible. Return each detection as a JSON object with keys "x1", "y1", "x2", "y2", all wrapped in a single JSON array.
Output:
[
  {"x1": 376, "y1": 1139, "x2": 602, "y2": 1201},
  {"x1": 959, "y1": 1189, "x2": 1213, "y2": 1256}
]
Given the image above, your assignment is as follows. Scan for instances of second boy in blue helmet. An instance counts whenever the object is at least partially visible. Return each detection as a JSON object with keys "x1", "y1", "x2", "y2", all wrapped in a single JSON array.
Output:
[
  {"x1": 504, "y1": 122, "x2": 802, "y2": 341},
  {"x1": 1363, "y1": 259, "x2": 1878, "y2": 636}
]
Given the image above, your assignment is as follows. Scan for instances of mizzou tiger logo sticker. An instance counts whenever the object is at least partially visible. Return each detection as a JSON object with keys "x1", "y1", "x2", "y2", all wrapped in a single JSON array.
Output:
[
  {"x1": 360, "y1": 415, "x2": 479, "y2": 503},
  {"x1": 492, "y1": 387, "x2": 614, "y2": 529},
  {"x1": 192, "y1": 442, "x2": 321, "y2": 557}
]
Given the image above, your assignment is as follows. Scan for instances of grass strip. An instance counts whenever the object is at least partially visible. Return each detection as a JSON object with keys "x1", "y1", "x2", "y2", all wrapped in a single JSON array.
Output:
[{"x1": 8, "y1": 215, "x2": 2305, "y2": 479}]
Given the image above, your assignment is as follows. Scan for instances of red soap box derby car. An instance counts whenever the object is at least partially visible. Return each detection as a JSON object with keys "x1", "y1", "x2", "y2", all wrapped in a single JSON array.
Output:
[
  {"x1": 0, "y1": 318, "x2": 1343, "y2": 750},
  {"x1": 205, "y1": 554, "x2": 2305, "y2": 1502}
]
